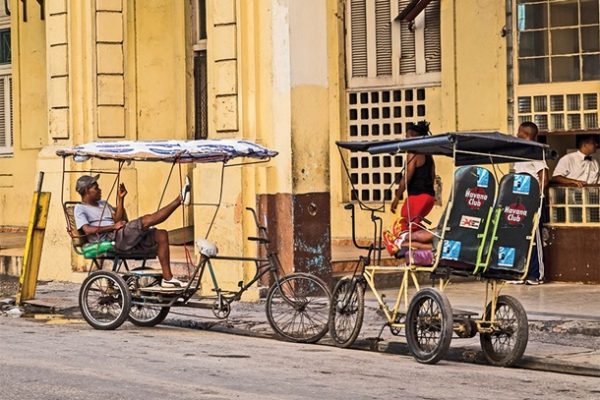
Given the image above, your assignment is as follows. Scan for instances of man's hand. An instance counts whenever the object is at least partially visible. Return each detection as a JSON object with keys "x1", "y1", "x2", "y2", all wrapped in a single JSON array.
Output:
[
  {"x1": 113, "y1": 221, "x2": 126, "y2": 231},
  {"x1": 391, "y1": 197, "x2": 400, "y2": 214},
  {"x1": 118, "y1": 183, "x2": 128, "y2": 199}
]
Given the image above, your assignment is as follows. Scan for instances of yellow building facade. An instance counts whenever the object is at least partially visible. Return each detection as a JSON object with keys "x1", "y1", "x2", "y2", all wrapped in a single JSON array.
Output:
[{"x1": 1, "y1": 0, "x2": 599, "y2": 283}]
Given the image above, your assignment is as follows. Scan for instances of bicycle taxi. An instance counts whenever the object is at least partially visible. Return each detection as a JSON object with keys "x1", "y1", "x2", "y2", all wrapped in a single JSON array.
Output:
[
  {"x1": 330, "y1": 131, "x2": 553, "y2": 366},
  {"x1": 56, "y1": 139, "x2": 331, "y2": 343}
]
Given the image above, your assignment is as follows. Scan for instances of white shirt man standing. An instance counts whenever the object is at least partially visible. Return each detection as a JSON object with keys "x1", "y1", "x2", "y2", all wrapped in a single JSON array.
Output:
[{"x1": 512, "y1": 122, "x2": 548, "y2": 285}]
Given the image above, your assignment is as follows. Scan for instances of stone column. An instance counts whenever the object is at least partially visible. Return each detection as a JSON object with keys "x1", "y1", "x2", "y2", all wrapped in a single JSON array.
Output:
[{"x1": 256, "y1": 0, "x2": 332, "y2": 282}]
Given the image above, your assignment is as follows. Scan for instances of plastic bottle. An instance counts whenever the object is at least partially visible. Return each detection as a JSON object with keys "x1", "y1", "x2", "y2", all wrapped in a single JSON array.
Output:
[{"x1": 82, "y1": 241, "x2": 115, "y2": 258}]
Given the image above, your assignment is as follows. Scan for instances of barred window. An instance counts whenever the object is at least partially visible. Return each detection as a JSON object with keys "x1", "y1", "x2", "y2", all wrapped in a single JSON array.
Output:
[
  {"x1": 517, "y1": 92, "x2": 598, "y2": 131},
  {"x1": 0, "y1": 12, "x2": 11, "y2": 155},
  {"x1": 193, "y1": 0, "x2": 208, "y2": 139},
  {"x1": 517, "y1": 0, "x2": 600, "y2": 84},
  {"x1": 346, "y1": 88, "x2": 427, "y2": 202}
]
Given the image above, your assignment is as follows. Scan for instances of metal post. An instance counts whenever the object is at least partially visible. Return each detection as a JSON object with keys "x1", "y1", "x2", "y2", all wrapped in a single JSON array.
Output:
[{"x1": 16, "y1": 172, "x2": 51, "y2": 304}]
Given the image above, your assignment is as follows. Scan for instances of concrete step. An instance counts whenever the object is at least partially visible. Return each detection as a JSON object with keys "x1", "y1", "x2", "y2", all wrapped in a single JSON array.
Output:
[
  {"x1": 0, "y1": 229, "x2": 27, "y2": 277},
  {"x1": 0, "y1": 250, "x2": 23, "y2": 276}
]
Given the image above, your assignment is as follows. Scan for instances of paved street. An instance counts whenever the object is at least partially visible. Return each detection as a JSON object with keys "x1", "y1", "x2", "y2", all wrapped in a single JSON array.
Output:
[{"x1": 1, "y1": 316, "x2": 599, "y2": 400}]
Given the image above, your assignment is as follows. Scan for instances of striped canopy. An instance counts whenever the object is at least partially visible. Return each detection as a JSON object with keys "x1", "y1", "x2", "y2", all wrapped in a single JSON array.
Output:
[{"x1": 56, "y1": 139, "x2": 278, "y2": 163}]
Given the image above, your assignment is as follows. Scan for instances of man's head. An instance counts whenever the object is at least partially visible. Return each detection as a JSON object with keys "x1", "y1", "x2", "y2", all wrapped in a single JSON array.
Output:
[
  {"x1": 576, "y1": 135, "x2": 599, "y2": 155},
  {"x1": 517, "y1": 121, "x2": 538, "y2": 141},
  {"x1": 406, "y1": 120, "x2": 430, "y2": 138},
  {"x1": 76, "y1": 174, "x2": 102, "y2": 201}
]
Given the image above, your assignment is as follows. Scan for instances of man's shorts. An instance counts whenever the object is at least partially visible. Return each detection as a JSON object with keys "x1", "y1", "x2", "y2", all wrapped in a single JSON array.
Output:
[{"x1": 113, "y1": 218, "x2": 157, "y2": 253}]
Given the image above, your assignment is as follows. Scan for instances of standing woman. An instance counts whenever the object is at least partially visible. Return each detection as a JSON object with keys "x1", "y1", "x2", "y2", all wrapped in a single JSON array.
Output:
[{"x1": 384, "y1": 120, "x2": 436, "y2": 256}]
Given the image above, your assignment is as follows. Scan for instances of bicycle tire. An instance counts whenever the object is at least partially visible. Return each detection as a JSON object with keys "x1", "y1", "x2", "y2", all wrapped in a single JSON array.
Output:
[
  {"x1": 480, "y1": 295, "x2": 528, "y2": 367},
  {"x1": 405, "y1": 287, "x2": 453, "y2": 364},
  {"x1": 266, "y1": 272, "x2": 331, "y2": 343},
  {"x1": 328, "y1": 276, "x2": 365, "y2": 348},
  {"x1": 128, "y1": 305, "x2": 170, "y2": 327},
  {"x1": 79, "y1": 270, "x2": 131, "y2": 330}
]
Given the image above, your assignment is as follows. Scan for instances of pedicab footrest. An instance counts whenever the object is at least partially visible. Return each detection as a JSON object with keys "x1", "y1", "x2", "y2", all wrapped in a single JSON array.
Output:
[
  {"x1": 452, "y1": 309, "x2": 478, "y2": 317},
  {"x1": 481, "y1": 270, "x2": 524, "y2": 281},
  {"x1": 139, "y1": 286, "x2": 187, "y2": 293},
  {"x1": 127, "y1": 269, "x2": 163, "y2": 277}
]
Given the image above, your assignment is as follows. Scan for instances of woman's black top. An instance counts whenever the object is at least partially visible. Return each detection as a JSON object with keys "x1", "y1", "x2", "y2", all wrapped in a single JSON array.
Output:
[{"x1": 407, "y1": 155, "x2": 435, "y2": 196}]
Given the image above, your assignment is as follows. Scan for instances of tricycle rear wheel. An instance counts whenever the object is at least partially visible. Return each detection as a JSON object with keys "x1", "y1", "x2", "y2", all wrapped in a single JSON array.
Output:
[
  {"x1": 79, "y1": 270, "x2": 131, "y2": 330},
  {"x1": 480, "y1": 295, "x2": 528, "y2": 367},
  {"x1": 129, "y1": 305, "x2": 170, "y2": 327}
]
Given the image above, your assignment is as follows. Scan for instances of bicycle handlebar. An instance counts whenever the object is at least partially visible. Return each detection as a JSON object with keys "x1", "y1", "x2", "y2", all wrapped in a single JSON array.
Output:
[
  {"x1": 245, "y1": 207, "x2": 270, "y2": 245},
  {"x1": 345, "y1": 203, "x2": 375, "y2": 251}
]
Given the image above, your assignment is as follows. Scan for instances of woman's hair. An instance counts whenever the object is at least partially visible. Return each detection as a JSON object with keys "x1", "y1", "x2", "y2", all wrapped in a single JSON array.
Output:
[{"x1": 407, "y1": 120, "x2": 430, "y2": 136}]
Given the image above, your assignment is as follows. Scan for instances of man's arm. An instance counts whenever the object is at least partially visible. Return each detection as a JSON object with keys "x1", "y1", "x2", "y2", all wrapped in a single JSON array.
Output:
[
  {"x1": 391, "y1": 154, "x2": 420, "y2": 213},
  {"x1": 81, "y1": 221, "x2": 126, "y2": 237},
  {"x1": 537, "y1": 168, "x2": 549, "y2": 191},
  {"x1": 550, "y1": 175, "x2": 585, "y2": 187},
  {"x1": 112, "y1": 183, "x2": 128, "y2": 222}
]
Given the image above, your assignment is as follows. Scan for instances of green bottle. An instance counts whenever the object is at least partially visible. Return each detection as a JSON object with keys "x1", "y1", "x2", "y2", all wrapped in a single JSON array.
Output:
[{"x1": 82, "y1": 241, "x2": 115, "y2": 258}]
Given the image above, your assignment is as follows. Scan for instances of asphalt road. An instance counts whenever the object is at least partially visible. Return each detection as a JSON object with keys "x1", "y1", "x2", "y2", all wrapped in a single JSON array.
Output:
[{"x1": 1, "y1": 316, "x2": 599, "y2": 400}]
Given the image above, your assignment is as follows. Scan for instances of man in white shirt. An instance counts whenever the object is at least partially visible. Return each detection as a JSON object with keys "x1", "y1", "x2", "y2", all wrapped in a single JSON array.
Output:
[
  {"x1": 512, "y1": 122, "x2": 548, "y2": 285},
  {"x1": 551, "y1": 135, "x2": 600, "y2": 186}
]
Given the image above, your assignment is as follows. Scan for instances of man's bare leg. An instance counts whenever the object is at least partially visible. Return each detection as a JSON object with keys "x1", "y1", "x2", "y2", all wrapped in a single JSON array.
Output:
[
  {"x1": 140, "y1": 195, "x2": 182, "y2": 229},
  {"x1": 402, "y1": 229, "x2": 434, "y2": 250},
  {"x1": 154, "y1": 229, "x2": 173, "y2": 280}
]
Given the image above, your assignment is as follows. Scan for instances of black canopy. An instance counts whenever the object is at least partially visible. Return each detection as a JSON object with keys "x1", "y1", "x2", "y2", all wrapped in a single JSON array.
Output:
[{"x1": 336, "y1": 131, "x2": 555, "y2": 165}]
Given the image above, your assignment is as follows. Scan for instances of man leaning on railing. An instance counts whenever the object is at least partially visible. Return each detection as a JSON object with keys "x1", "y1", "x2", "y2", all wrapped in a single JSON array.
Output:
[{"x1": 551, "y1": 135, "x2": 600, "y2": 187}]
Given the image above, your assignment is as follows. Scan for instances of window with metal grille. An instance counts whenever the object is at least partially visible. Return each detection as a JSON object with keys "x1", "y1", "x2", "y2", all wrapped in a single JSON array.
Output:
[
  {"x1": 0, "y1": 20, "x2": 11, "y2": 154},
  {"x1": 548, "y1": 186, "x2": 600, "y2": 225},
  {"x1": 517, "y1": 92, "x2": 599, "y2": 131},
  {"x1": 516, "y1": 0, "x2": 600, "y2": 84},
  {"x1": 193, "y1": 0, "x2": 208, "y2": 139},
  {"x1": 346, "y1": 0, "x2": 441, "y2": 85},
  {"x1": 0, "y1": 74, "x2": 12, "y2": 154},
  {"x1": 346, "y1": 87, "x2": 427, "y2": 202}
]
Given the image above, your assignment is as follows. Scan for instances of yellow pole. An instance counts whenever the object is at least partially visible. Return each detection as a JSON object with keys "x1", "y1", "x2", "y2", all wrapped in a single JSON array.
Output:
[{"x1": 16, "y1": 173, "x2": 51, "y2": 304}]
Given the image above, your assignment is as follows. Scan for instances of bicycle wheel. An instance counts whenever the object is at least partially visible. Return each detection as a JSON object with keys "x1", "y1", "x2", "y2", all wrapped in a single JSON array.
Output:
[
  {"x1": 129, "y1": 304, "x2": 170, "y2": 327},
  {"x1": 405, "y1": 287, "x2": 453, "y2": 364},
  {"x1": 125, "y1": 273, "x2": 170, "y2": 327},
  {"x1": 328, "y1": 276, "x2": 365, "y2": 348},
  {"x1": 480, "y1": 295, "x2": 528, "y2": 367},
  {"x1": 79, "y1": 270, "x2": 131, "y2": 330},
  {"x1": 266, "y1": 272, "x2": 331, "y2": 343}
]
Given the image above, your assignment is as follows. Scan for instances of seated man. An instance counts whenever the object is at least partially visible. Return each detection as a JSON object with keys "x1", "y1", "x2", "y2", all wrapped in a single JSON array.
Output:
[{"x1": 74, "y1": 174, "x2": 191, "y2": 288}]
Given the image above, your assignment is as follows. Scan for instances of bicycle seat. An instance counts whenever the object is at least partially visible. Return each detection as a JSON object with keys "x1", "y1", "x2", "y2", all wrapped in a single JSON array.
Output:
[{"x1": 196, "y1": 238, "x2": 218, "y2": 257}]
